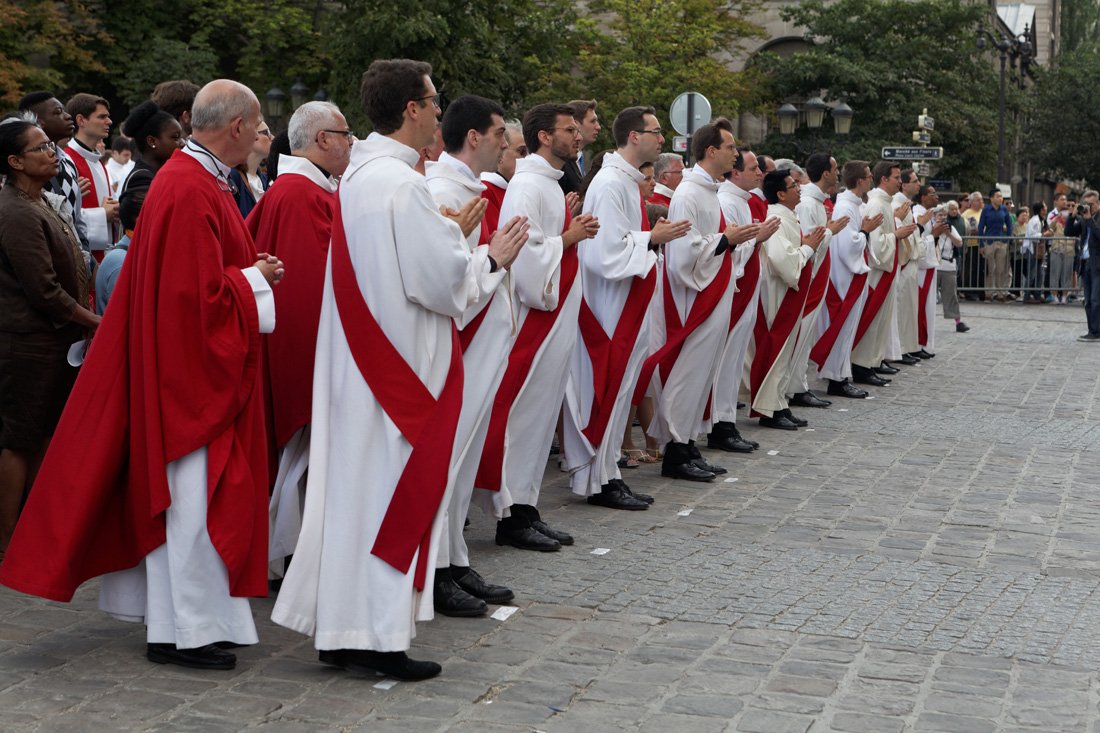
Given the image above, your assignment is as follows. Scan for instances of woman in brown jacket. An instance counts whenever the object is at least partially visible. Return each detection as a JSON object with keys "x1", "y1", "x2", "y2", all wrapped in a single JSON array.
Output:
[{"x1": 0, "y1": 118, "x2": 101, "y2": 558}]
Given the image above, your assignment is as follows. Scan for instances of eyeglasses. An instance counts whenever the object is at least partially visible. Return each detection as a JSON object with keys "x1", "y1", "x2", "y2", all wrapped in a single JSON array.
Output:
[
  {"x1": 553, "y1": 126, "x2": 580, "y2": 136},
  {"x1": 257, "y1": 128, "x2": 273, "y2": 139},
  {"x1": 413, "y1": 94, "x2": 441, "y2": 108},
  {"x1": 786, "y1": 183, "x2": 800, "y2": 190},
  {"x1": 321, "y1": 129, "x2": 356, "y2": 139},
  {"x1": 20, "y1": 142, "x2": 55, "y2": 156},
  {"x1": 635, "y1": 128, "x2": 663, "y2": 136}
]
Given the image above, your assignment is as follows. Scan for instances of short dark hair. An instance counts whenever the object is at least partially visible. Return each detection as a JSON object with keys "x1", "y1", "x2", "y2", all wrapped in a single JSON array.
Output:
[
  {"x1": 110, "y1": 135, "x2": 132, "y2": 153},
  {"x1": 871, "y1": 160, "x2": 898, "y2": 187},
  {"x1": 805, "y1": 153, "x2": 832, "y2": 183},
  {"x1": 151, "y1": 80, "x2": 200, "y2": 121},
  {"x1": 691, "y1": 117, "x2": 733, "y2": 162},
  {"x1": 640, "y1": 161, "x2": 654, "y2": 172},
  {"x1": 612, "y1": 105, "x2": 656, "y2": 148},
  {"x1": 1031, "y1": 201, "x2": 1046, "y2": 215},
  {"x1": 567, "y1": 99, "x2": 596, "y2": 122},
  {"x1": 732, "y1": 145, "x2": 753, "y2": 172},
  {"x1": 763, "y1": 169, "x2": 792, "y2": 204},
  {"x1": 360, "y1": 58, "x2": 433, "y2": 135},
  {"x1": 900, "y1": 169, "x2": 918, "y2": 184},
  {"x1": 988, "y1": 188, "x2": 1001, "y2": 198},
  {"x1": 440, "y1": 94, "x2": 504, "y2": 154},
  {"x1": 17, "y1": 91, "x2": 55, "y2": 111},
  {"x1": 0, "y1": 120, "x2": 37, "y2": 175},
  {"x1": 841, "y1": 160, "x2": 869, "y2": 189},
  {"x1": 66, "y1": 93, "x2": 109, "y2": 121},
  {"x1": 523, "y1": 103, "x2": 574, "y2": 154}
]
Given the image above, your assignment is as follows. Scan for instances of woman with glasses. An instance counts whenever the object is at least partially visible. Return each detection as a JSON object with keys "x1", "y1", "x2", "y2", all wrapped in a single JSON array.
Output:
[{"x1": 0, "y1": 118, "x2": 101, "y2": 559}]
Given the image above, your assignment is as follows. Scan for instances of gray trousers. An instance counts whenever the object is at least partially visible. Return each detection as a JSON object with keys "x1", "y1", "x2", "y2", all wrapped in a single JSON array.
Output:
[{"x1": 938, "y1": 269, "x2": 960, "y2": 320}]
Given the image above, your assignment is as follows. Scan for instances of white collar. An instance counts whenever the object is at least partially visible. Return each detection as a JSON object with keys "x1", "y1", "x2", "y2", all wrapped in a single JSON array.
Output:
[
  {"x1": 768, "y1": 203, "x2": 798, "y2": 222},
  {"x1": 602, "y1": 151, "x2": 643, "y2": 182},
  {"x1": 481, "y1": 171, "x2": 509, "y2": 189},
  {"x1": 345, "y1": 132, "x2": 420, "y2": 182},
  {"x1": 837, "y1": 189, "x2": 863, "y2": 205},
  {"x1": 438, "y1": 152, "x2": 480, "y2": 184},
  {"x1": 514, "y1": 154, "x2": 564, "y2": 181},
  {"x1": 182, "y1": 140, "x2": 232, "y2": 180},
  {"x1": 720, "y1": 180, "x2": 751, "y2": 201},
  {"x1": 66, "y1": 138, "x2": 102, "y2": 163},
  {"x1": 682, "y1": 165, "x2": 720, "y2": 191},
  {"x1": 803, "y1": 183, "x2": 829, "y2": 203},
  {"x1": 653, "y1": 182, "x2": 676, "y2": 198},
  {"x1": 276, "y1": 154, "x2": 338, "y2": 193}
]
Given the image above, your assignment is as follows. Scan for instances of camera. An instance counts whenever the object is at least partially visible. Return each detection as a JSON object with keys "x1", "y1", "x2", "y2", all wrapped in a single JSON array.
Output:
[{"x1": 1077, "y1": 204, "x2": 1088, "y2": 216}]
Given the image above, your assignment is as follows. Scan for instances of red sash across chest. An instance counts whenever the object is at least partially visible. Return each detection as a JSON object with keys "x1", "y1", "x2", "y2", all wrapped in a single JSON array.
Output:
[
  {"x1": 329, "y1": 197, "x2": 463, "y2": 591},
  {"x1": 917, "y1": 267, "x2": 936, "y2": 346},
  {"x1": 852, "y1": 241, "x2": 900, "y2": 348},
  {"x1": 810, "y1": 249, "x2": 870, "y2": 365}
]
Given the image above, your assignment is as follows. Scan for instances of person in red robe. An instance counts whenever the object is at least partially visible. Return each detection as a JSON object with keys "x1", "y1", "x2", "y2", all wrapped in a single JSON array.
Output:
[
  {"x1": 0, "y1": 79, "x2": 284, "y2": 672},
  {"x1": 246, "y1": 101, "x2": 352, "y2": 580}
]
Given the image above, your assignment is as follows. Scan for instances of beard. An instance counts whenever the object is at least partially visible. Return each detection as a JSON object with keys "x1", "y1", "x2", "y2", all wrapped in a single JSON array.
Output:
[{"x1": 553, "y1": 140, "x2": 577, "y2": 162}]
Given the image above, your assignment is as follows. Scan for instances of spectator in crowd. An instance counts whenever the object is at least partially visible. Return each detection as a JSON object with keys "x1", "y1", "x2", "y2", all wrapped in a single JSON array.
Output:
[
  {"x1": 151, "y1": 80, "x2": 200, "y2": 138},
  {"x1": 105, "y1": 136, "x2": 133, "y2": 196},
  {"x1": 265, "y1": 130, "x2": 291, "y2": 180},
  {"x1": 0, "y1": 118, "x2": 101, "y2": 559},
  {"x1": 229, "y1": 118, "x2": 272, "y2": 217},
  {"x1": 638, "y1": 161, "x2": 656, "y2": 201},
  {"x1": 978, "y1": 189, "x2": 1012, "y2": 301},
  {"x1": 935, "y1": 202, "x2": 967, "y2": 332},
  {"x1": 1078, "y1": 190, "x2": 1100, "y2": 342},
  {"x1": 560, "y1": 99, "x2": 599, "y2": 196},
  {"x1": 1047, "y1": 197, "x2": 1076, "y2": 304},
  {"x1": 960, "y1": 191, "x2": 984, "y2": 300},
  {"x1": 1022, "y1": 202, "x2": 1051, "y2": 303}
]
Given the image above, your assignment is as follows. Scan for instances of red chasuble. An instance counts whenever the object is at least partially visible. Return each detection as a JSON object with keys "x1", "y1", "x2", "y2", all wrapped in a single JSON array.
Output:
[
  {"x1": 647, "y1": 192, "x2": 672, "y2": 207},
  {"x1": 0, "y1": 151, "x2": 270, "y2": 602},
  {"x1": 246, "y1": 172, "x2": 335, "y2": 449}
]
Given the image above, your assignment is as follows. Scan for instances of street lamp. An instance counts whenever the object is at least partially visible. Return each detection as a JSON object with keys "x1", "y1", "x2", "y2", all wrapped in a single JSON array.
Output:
[
  {"x1": 265, "y1": 86, "x2": 286, "y2": 131},
  {"x1": 776, "y1": 98, "x2": 855, "y2": 155},
  {"x1": 976, "y1": 20, "x2": 1033, "y2": 183},
  {"x1": 290, "y1": 78, "x2": 310, "y2": 110}
]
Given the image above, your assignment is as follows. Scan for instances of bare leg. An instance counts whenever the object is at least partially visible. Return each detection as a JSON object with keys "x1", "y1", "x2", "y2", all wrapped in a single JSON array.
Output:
[
  {"x1": 638, "y1": 397, "x2": 660, "y2": 453},
  {"x1": 0, "y1": 448, "x2": 30, "y2": 558}
]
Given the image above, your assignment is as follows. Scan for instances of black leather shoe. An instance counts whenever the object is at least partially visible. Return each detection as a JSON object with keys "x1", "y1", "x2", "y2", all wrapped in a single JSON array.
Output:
[
  {"x1": 496, "y1": 523, "x2": 561, "y2": 551},
  {"x1": 827, "y1": 380, "x2": 868, "y2": 398},
  {"x1": 731, "y1": 424, "x2": 759, "y2": 449},
  {"x1": 759, "y1": 415, "x2": 798, "y2": 430},
  {"x1": 790, "y1": 391, "x2": 831, "y2": 408},
  {"x1": 737, "y1": 401, "x2": 746, "y2": 409},
  {"x1": 896, "y1": 353, "x2": 920, "y2": 365},
  {"x1": 433, "y1": 575, "x2": 488, "y2": 617},
  {"x1": 610, "y1": 478, "x2": 654, "y2": 504},
  {"x1": 452, "y1": 566, "x2": 514, "y2": 604},
  {"x1": 531, "y1": 519, "x2": 574, "y2": 545},
  {"x1": 708, "y1": 433, "x2": 754, "y2": 452},
  {"x1": 147, "y1": 643, "x2": 236, "y2": 670},
  {"x1": 588, "y1": 484, "x2": 649, "y2": 510},
  {"x1": 690, "y1": 456, "x2": 726, "y2": 475},
  {"x1": 320, "y1": 649, "x2": 442, "y2": 681},
  {"x1": 916, "y1": 349, "x2": 934, "y2": 359},
  {"x1": 854, "y1": 370, "x2": 889, "y2": 386},
  {"x1": 956, "y1": 322, "x2": 970, "y2": 333},
  {"x1": 661, "y1": 462, "x2": 717, "y2": 482},
  {"x1": 875, "y1": 362, "x2": 900, "y2": 375},
  {"x1": 779, "y1": 408, "x2": 808, "y2": 427}
]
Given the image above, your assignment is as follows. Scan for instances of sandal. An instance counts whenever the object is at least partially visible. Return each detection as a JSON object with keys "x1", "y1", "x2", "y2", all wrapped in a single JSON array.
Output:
[
  {"x1": 626, "y1": 448, "x2": 659, "y2": 464},
  {"x1": 618, "y1": 452, "x2": 640, "y2": 469}
]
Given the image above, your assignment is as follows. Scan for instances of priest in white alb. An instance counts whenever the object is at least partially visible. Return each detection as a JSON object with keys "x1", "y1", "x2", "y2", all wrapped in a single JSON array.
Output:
[{"x1": 271, "y1": 60, "x2": 527, "y2": 682}]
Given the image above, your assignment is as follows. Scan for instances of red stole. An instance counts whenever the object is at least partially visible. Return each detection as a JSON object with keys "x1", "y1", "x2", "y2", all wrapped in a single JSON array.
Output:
[
  {"x1": 578, "y1": 195, "x2": 657, "y2": 445},
  {"x1": 801, "y1": 250, "x2": 833, "y2": 316},
  {"x1": 480, "y1": 181, "x2": 506, "y2": 245},
  {"x1": 328, "y1": 198, "x2": 464, "y2": 592},
  {"x1": 748, "y1": 193, "x2": 768, "y2": 223},
  {"x1": 917, "y1": 267, "x2": 936, "y2": 345},
  {"x1": 748, "y1": 247, "x2": 814, "y2": 415},
  {"x1": 647, "y1": 192, "x2": 671, "y2": 207},
  {"x1": 458, "y1": 214, "x2": 499, "y2": 354},
  {"x1": 852, "y1": 243, "x2": 900, "y2": 348},
  {"x1": 728, "y1": 248, "x2": 762, "y2": 331},
  {"x1": 810, "y1": 255, "x2": 869, "y2": 366},
  {"x1": 475, "y1": 205, "x2": 578, "y2": 492},
  {"x1": 632, "y1": 211, "x2": 731, "y2": 405},
  {"x1": 64, "y1": 146, "x2": 108, "y2": 214}
]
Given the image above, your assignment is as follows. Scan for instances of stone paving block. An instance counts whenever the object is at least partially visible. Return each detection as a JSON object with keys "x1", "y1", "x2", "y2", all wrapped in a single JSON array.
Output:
[
  {"x1": 188, "y1": 692, "x2": 284, "y2": 719},
  {"x1": 830, "y1": 711, "x2": 906, "y2": 733},
  {"x1": 735, "y1": 708, "x2": 815, "y2": 733},
  {"x1": 914, "y1": 711, "x2": 998, "y2": 733},
  {"x1": 764, "y1": 674, "x2": 838, "y2": 697},
  {"x1": 661, "y1": 693, "x2": 742, "y2": 718}
]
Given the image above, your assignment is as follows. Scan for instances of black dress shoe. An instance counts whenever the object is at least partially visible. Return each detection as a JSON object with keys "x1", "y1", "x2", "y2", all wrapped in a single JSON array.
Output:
[
  {"x1": 731, "y1": 424, "x2": 759, "y2": 449},
  {"x1": 737, "y1": 401, "x2": 746, "y2": 409},
  {"x1": 690, "y1": 457, "x2": 726, "y2": 475},
  {"x1": 320, "y1": 649, "x2": 442, "y2": 681},
  {"x1": 433, "y1": 574, "x2": 488, "y2": 617},
  {"x1": 531, "y1": 519, "x2": 574, "y2": 545},
  {"x1": 956, "y1": 322, "x2": 970, "y2": 332},
  {"x1": 759, "y1": 415, "x2": 798, "y2": 430},
  {"x1": 790, "y1": 391, "x2": 831, "y2": 408},
  {"x1": 707, "y1": 433, "x2": 754, "y2": 452},
  {"x1": 609, "y1": 477, "x2": 653, "y2": 504},
  {"x1": 452, "y1": 566, "x2": 514, "y2": 604},
  {"x1": 587, "y1": 484, "x2": 649, "y2": 510},
  {"x1": 213, "y1": 641, "x2": 247, "y2": 650},
  {"x1": 916, "y1": 349, "x2": 934, "y2": 359},
  {"x1": 496, "y1": 523, "x2": 561, "y2": 551},
  {"x1": 661, "y1": 462, "x2": 717, "y2": 482},
  {"x1": 826, "y1": 380, "x2": 868, "y2": 398},
  {"x1": 147, "y1": 643, "x2": 236, "y2": 670},
  {"x1": 875, "y1": 362, "x2": 900, "y2": 375},
  {"x1": 779, "y1": 408, "x2": 808, "y2": 427},
  {"x1": 896, "y1": 353, "x2": 920, "y2": 365}
]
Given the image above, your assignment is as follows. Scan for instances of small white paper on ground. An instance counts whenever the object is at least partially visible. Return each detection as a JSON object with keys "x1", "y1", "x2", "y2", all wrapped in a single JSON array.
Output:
[
  {"x1": 866, "y1": 396, "x2": 875, "y2": 400},
  {"x1": 677, "y1": 508, "x2": 693, "y2": 516},
  {"x1": 373, "y1": 679, "x2": 398, "y2": 690},
  {"x1": 724, "y1": 477, "x2": 739, "y2": 483},
  {"x1": 805, "y1": 428, "x2": 815, "y2": 432},
  {"x1": 591, "y1": 547, "x2": 611, "y2": 555},
  {"x1": 837, "y1": 409, "x2": 849, "y2": 412},
  {"x1": 767, "y1": 450, "x2": 779, "y2": 456},
  {"x1": 491, "y1": 606, "x2": 518, "y2": 621}
]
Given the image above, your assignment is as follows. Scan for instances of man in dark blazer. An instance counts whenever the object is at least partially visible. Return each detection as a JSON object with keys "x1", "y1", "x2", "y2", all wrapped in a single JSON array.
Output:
[{"x1": 560, "y1": 99, "x2": 599, "y2": 196}]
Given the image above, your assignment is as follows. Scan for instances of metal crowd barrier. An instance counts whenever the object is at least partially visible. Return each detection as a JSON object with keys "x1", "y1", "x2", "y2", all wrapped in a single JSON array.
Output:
[{"x1": 956, "y1": 235, "x2": 1083, "y2": 301}]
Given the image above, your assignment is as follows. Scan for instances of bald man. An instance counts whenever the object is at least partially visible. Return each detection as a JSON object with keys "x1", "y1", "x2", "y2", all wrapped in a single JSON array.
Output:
[{"x1": 0, "y1": 79, "x2": 284, "y2": 671}]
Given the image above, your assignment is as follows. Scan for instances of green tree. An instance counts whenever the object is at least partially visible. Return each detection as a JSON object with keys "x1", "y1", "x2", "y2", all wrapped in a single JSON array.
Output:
[
  {"x1": 1061, "y1": 0, "x2": 1100, "y2": 55},
  {"x1": 534, "y1": 0, "x2": 766, "y2": 150},
  {"x1": 326, "y1": 0, "x2": 579, "y2": 132},
  {"x1": 1024, "y1": 45, "x2": 1100, "y2": 184},
  {"x1": 753, "y1": 0, "x2": 1005, "y2": 190}
]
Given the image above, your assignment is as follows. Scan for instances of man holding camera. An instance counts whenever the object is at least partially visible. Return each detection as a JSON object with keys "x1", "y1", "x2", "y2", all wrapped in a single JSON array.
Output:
[{"x1": 1077, "y1": 191, "x2": 1100, "y2": 342}]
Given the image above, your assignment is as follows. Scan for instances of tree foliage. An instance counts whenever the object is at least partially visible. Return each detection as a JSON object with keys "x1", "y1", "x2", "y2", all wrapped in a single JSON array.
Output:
[
  {"x1": 1024, "y1": 45, "x2": 1100, "y2": 184},
  {"x1": 753, "y1": 0, "x2": 1006, "y2": 190},
  {"x1": 1060, "y1": 0, "x2": 1100, "y2": 55}
]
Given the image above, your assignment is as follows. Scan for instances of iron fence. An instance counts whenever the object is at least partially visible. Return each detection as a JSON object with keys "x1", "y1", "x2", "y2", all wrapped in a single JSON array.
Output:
[{"x1": 955, "y1": 235, "x2": 1082, "y2": 302}]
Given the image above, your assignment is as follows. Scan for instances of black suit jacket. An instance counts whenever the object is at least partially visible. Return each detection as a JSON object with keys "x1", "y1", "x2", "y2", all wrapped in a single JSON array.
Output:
[
  {"x1": 1082, "y1": 214, "x2": 1100, "y2": 273},
  {"x1": 559, "y1": 159, "x2": 583, "y2": 195}
]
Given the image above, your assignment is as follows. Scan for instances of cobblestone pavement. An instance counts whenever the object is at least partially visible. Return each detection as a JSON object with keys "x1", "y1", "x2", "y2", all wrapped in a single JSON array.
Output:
[{"x1": 3, "y1": 301, "x2": 1100, "y2": 732}]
